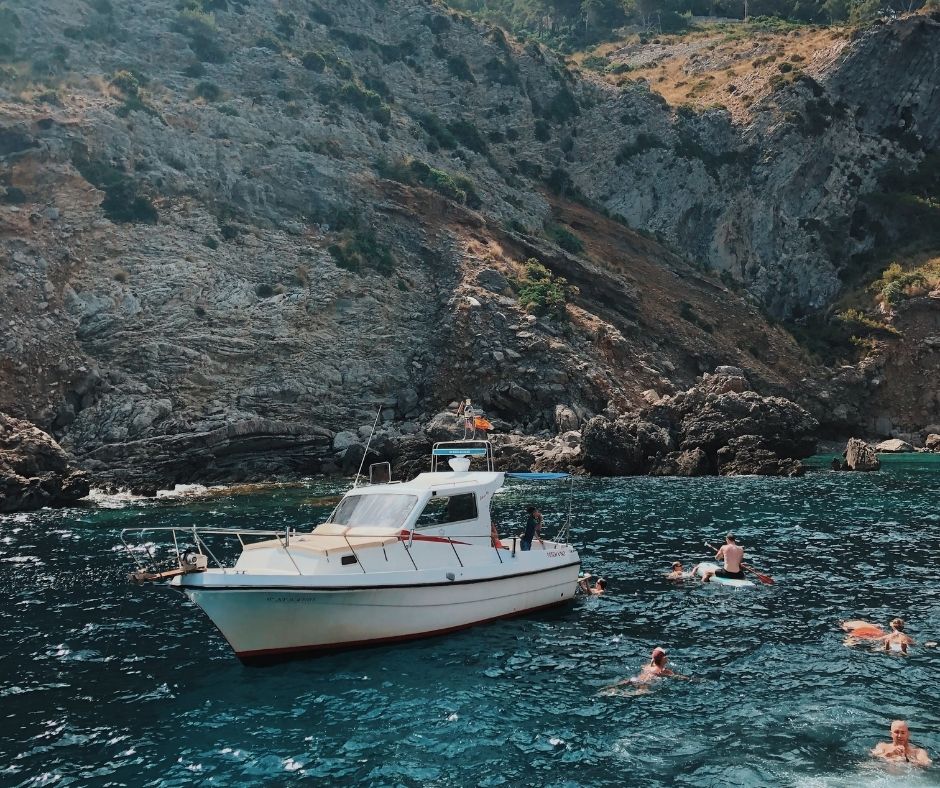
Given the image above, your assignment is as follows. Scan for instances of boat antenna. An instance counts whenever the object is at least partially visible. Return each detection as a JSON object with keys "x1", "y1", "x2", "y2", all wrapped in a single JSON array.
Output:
[{"x1": 353, "y1": 405, "x2": 382, "y2": 488}]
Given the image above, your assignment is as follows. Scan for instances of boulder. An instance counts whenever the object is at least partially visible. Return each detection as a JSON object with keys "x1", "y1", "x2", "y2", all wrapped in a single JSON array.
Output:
[
  {"x1": 332, "y1": 430, "x2": 359, "y2": 451},
  {"x1": 0, "y1": 412, "x2": 91, "y2": 512},
  {"x1": 554, "y1": 404, "x2": 579, "y2": 433},
  {"x1": 845, "y1": 438, "x2": 880, "y2": 471},
  {"x1": 581, "y1": 416, "x2": 646, "y2": 476},
  {"x1": 649, "y1": 448, "x2": 710, "y2": 477},
  {"x1": 476, "y1": 268, "x2": 510, "y2": 294},
  {"x1": 875, "y1": 438, "x2": 913, "y2": 453},
  {"x1": 926, "y1": 434, "x2": 940, "y2": 452},
  {"x1": 716, "y1": 435, "x2": 805, "y2": 477},
  {"x1": 424, "y1": 411, "x2": 467, "y2": 442}
]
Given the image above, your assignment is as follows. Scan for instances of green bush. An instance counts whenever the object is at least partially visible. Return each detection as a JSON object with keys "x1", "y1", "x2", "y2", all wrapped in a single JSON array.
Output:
[
  {"x1": 328, "y1": 228, "x2": 395, "y2": 275},
  {"x1": 0, "y1": 6, "x2": 21, "y2": 60},
  {"x1": 871, "y1": 261, "x2": 934, "y2": 305},
  {"x1": 376, "y1": 157, "x2": 482, "y2": 209},
  {"x1": 194, "y1": 80, "x2": 221, "y2": 101},
  {"x1": 73, "y1": 154, "x2": 158, "y2": 224},
  {"x1": 447, "y1": 119, "x2": 488, "y2": 154},
  {"x1": 301, "y1": 50, "x2": 326, "y2": 72},
  {"x1": 517, "y1": 258, "x2": 570, "y2": 318},
  {"x1": 110, "y1": 70, "x2": 141, "y2": 96},
  {"x1": 615, "y1": 133, "x2": 666, "y2": 164},
  {"x1": 546, "y1": 223, "x2": 584, "y2": 254},
  {"x1": 308, "y1": 3, "x2": 333, "y2": 26},
  {"x1": 173, "y1": 9, "x2": 226, "y2": 63},
  {"x1": 543, "y1": 88, "x2": 579, "y2": 123},
  {"x1": 417, "y1": 113, "x2": 457, "y2": 149},
  {"x1": 446, "y1": 54, "x2": 475, "y2": 83},
  {"x1": 534, "y1": 119, "x2": 550, "y2": 142}
]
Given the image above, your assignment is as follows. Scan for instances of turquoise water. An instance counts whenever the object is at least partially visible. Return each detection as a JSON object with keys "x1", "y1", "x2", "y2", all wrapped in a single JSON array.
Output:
[{"x1": 1, "y1": 457, "x2": 938, "y2": 786}]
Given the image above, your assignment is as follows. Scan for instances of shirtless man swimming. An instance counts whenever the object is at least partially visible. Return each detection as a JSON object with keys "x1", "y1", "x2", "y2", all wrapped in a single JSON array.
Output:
[
  {"x1": 871, "y1": 720, "x2": 932, "y2": 766},
  {"x1": 701, "y1": 534, "x2": 745, "y2": 582}
]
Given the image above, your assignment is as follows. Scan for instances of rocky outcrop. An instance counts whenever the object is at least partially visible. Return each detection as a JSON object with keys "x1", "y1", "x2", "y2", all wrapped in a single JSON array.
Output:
[
  {"x1": 875, "y1": 438, "x2": 914, "y2": 453},
  {"x1": 926, "y1": 433, "x2": 940, "y2": 452},
  {"x1": 1, "y1": 0, "x2": 936, "y2": 490},
  {"x1": 582, "y1": 367, "x2": 817, "y2": 477},
  {"x1": 845, "y1": 438, "x2": 881, "y2": 471},
  {"x1": 0, "y1": 412, "x2": 90, "y2": 512},
  {"x1": 77, "y1": 418, "x2": 334, "y2": 494}
]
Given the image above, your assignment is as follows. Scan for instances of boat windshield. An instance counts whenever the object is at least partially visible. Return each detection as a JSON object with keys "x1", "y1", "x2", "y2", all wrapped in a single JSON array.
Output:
[{"x1": 328, "y1": 493, "x2": 418, "y2": 530}]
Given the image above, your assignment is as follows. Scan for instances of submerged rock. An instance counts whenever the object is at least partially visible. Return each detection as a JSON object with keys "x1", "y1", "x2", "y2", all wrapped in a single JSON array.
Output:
[
  {"x1": 845, "y1": 438, "x2": 880, "y2": 471},
  {"x1": 0, "y1": 412, "x2": 90, "y2": 512}
]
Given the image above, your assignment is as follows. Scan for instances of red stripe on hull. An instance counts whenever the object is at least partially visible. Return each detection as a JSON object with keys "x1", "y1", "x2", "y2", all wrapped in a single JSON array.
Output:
[{"x1": 235, "y1": 597, "x2": 573, "y2": 665}]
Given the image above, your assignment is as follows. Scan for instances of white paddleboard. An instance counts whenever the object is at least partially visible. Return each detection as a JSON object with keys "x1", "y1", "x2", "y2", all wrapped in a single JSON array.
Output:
[{"x1": 695, "y1": 562, "x2": 755, "y2": 588}]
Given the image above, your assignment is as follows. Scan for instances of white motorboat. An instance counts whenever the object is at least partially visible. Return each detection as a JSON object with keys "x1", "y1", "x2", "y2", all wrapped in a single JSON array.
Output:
[{"x1": 123, "y1": 441, "x2": 580, "y2": 663}]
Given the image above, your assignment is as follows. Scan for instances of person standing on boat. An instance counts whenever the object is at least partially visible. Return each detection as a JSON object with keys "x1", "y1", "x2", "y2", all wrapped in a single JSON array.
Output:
[
  {"x1": 521, "y1": 505, "x2": 542, "y2": 551},
  {"x1": 871, "y1": 720, "x2": 932, "y2": 766},
  {"x1": 701, "y1": 534, "x2": 745, "y2": 582}
]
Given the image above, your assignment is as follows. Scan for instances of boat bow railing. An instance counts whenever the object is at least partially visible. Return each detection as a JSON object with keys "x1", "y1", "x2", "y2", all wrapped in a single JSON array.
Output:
[{"x1": 120, "y1": 525, "x2": 567, "y2": 581}]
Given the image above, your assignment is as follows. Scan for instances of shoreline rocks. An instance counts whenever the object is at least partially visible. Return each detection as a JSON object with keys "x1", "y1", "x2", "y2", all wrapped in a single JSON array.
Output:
[
  {"x1": 1, "y1": 412, "x2": 90, "y2": 512},
  {"x1": 581, "y1": 367, "x2": 818, "y2": 477}
]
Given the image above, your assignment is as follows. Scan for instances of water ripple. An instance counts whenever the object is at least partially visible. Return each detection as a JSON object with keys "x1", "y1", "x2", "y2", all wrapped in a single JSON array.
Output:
[{"x1": 0, "y1": 457, "x2": 938, "y2": 785}]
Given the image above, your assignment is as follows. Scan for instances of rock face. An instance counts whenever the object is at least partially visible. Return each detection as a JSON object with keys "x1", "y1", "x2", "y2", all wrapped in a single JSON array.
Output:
[
  {"x1": 582, "y1": 367, "x2": 817, "y2": 477},
  {"x1": 1, "y1": 0, "x2": 936, "y2": 489},
  {"x1": 845, "y1": 438, "x2": 881, "y2": 471},
  {"x1": 875, "y1": 438, "x2": 914, "y2": 453},
  {"x1": 0, "y1": 413, "x2": 90, "y2": 512},
  {"x1": 926, "y1": 434, "x2": 940, "y2": 452}
]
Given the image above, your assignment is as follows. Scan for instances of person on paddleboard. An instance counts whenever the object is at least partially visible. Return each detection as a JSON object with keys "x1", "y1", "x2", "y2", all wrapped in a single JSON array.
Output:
[
  {"x1": 871, "y1": 720, "x2": 932, "y2": 766},
  {"x1": 700, "y1": 534, "x2": 745, "y2": 582}
]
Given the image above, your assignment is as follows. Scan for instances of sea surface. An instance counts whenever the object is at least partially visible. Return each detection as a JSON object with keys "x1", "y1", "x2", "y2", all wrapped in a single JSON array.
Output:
[{"x1": 1, "y1": 456, "x2": 938, "y2": 787}]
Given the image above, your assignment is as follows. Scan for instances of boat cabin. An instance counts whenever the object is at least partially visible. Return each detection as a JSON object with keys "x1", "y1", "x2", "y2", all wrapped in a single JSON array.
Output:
[{"x1": 316, "y1": 442, "x2": 501, "y2": 548}]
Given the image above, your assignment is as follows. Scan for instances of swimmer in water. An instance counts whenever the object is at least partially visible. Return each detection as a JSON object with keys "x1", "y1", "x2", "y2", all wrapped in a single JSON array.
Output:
[
  {"x1": 881, "y1": 618, "x2": 914, "y2": 654},
  {"x1": 666, "y1": 561, "x2": 699, "y2": 580},
  {"x1": 601, "y1": 647, "x2": 687, "y2": 695},
  {"x1": 871, "y1": 720, "x2": 932, "y2": 766},
  {"x1": 842, "y1": 618, "x2": 914, "y2": 653},
  {"x1": 578, "y1": 574, "x2": 607, "y2": 595}
]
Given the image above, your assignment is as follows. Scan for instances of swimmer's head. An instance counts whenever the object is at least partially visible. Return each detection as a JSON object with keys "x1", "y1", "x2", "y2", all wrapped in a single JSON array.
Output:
[
  {"x1": 671, "y1": 561, "x2": 682, "y2": 570},
  {"x1": 596, "y1": 579, "x2": 607, "y2": 590},
  {"x1": 526, "y1": 505, "x2": 536, "y2": 514},
  {"x1": 650, "y1": 647, "x2": 667, "y2": 666},
  {"x1": 890, "y1": 720, "x2": 910, "y2": 744},
  {"x1": 890, "y1": 618, "x2": 905, "y2": 632}
]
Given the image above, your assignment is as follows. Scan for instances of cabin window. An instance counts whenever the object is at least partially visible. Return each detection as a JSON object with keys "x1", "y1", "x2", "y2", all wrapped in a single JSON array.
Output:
[
  {"x1": 415, "y1": 493, "x2": 478, "y2": 527},
  {"x1": 328, "y1": 494, "x2": 418, "y2": 529}
]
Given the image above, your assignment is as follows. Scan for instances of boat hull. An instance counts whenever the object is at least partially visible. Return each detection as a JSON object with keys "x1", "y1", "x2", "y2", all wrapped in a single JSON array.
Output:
[{"x1": 180, "y1": 562, "x2": 580, "y2": 662}]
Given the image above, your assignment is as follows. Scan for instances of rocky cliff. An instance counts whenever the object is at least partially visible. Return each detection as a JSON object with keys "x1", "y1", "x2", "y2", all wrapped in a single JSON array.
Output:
[{"x1": 0, "y1": 0, "x2": 937, "y2": 490}]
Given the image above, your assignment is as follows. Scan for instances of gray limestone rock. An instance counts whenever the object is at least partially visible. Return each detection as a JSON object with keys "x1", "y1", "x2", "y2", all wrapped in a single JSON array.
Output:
[
  {"x1": 875, "y1": 438, "x2": 914, "y2": 453},
  {"x1": 0, "y1": 412, "x2": 90, "y2": 512},
  {"x1": 845, "y1": 438, "x2": 880, "y2": 471}
]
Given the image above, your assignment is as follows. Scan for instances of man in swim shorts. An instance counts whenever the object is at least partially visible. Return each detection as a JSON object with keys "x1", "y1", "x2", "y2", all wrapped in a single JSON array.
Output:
[
  {"x1": 701, "y1": 534, "x2": 745, "y2": 582},
  {"x1": 871, "y1": 720, "x2": 932, "y2": 766}
]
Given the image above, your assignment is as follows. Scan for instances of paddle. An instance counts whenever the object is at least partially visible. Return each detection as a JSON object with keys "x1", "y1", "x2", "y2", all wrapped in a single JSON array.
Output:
[{"x1": 704, "y1": 542, "x2": 775, "y2": 585}]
